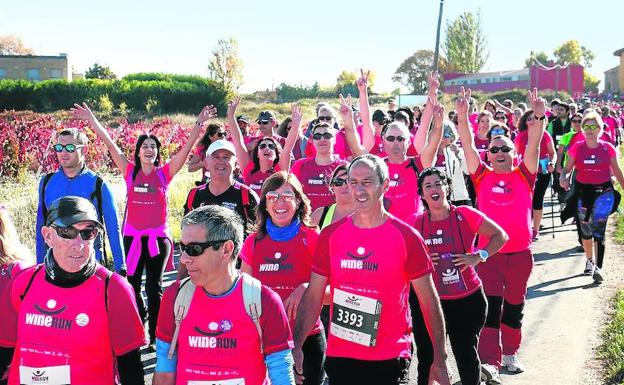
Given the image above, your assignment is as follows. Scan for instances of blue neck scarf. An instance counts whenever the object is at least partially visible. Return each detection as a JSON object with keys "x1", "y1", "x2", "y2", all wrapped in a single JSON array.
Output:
[{"x1": 266, "y1": 217, "x2": 301, "y2": 242}]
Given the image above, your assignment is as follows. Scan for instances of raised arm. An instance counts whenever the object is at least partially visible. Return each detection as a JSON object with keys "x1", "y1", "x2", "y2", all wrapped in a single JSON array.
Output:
[
  {"x1": 356, "y1": 69, "x2": 375, "y2": 152},
  {"x1": 278, "y1": 104, "x2": 302, "y2": 171},
  {"x1": 523, "y1": 88, "x2": 546, "y2": 175},
  {"x1": 226, "y1": 97, "x2": 251, "y2": 171},
  {"x1": 455, "y1": 88, "x2": 481, "y2": 174},
  {"x1": 420, "y1": 100, "x2": 445, "y2": 168},
  {"x1": 339, "y1": 94, "x2": 367, "y2": 156},
  {"x1": 168, "y1": 105, "x2": 216, "y2": 178},
  {"x1": 71, "y1": 102, "x2": 129, "y2": 172},
  {"x1": 413, "y1": 73, "x2": 439, "y2": 154},
  {"x1": 494, "y1": 99, "x2": 513, "y2": 115}
]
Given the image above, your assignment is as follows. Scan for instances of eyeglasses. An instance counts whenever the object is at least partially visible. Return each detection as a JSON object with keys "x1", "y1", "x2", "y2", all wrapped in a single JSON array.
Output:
[
  {"x1": 384, "y1": 135, "x2": 406, "y2": 142},
  {"x1": 488, "y1": 146, "x2": 513, "y2": 154},
  {"x1": 495, "y1": 116, "x2": 506, "y2": 121},
  {"x1": 258, "y1": 120, "x2": 270, "y2": 125},
  {"x1": 53, "y1": 144, "x2": 84, "y2": 153},
  {"x1": 258, "y1": 143, "x2": 276, "y2": 150},
  {"x1": 215, "y1": 132, "x2": 226, "y2": 138},
  {"x1": 331, "y1": 177, "x2": 348, "y2": 187},
  {"x1": 582, "y1": 124, "x2": 599, "y2": 131},
  {"x1": 317, "y1": 116, "x2": 333, "y2": 122},
  {"x1": 51, "y1": 225, "x2": 99, "y2": 241},
  {"x1": 265, "y1": 190, "x2": 296, "y2": 203},
  {"x1": 572, "y1": 119, "x2": 582, "y2": 123},
  {"x1": 180, "y1": 240, "x2": 227, "y2": 257},
  {"x1": 312, "y1": 132, "x2": 333, "y2": 140}
]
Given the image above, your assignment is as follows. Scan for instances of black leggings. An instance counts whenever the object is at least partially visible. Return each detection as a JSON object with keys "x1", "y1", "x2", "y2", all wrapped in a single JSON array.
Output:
[
  {"x1": 410, "y1": 288, "x2": 487, "y2": 385},
  {"x1": 301, "y1": 332, "x2": 326, "y2": 385},
  {"x1": 325, "y1": 356, "x2": 410, "y2": 385},
  {"x1": 576, "y1": 182, "x2": 615, "y2": 268},
  {"x1": 124, "y1": 236, "x2": 171, "y2": 342},
  {"x1": 532, "y1": 172, "x2": 551, "y2": 210}
]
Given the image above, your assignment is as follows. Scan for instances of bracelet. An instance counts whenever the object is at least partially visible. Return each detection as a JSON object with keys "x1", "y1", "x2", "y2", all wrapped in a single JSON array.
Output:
[
  {"x1": 534, "y1": 115, "x2": 546, "y2": 121},
  {"x1": 195, "y1": 120, "x2": 204, "y2": 127}
]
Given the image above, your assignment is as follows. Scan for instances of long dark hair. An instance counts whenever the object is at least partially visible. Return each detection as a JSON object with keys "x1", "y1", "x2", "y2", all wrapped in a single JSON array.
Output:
[
  {"x1": 417, "y1": 167, "x2": 453, "y2": 210},
  {"x1": 251, "y1": 137, "x2": 282, "y2": 174},
  {"x1": 518, "y1": 109, "x2": 535, "y2": 133},
  {"x1": 198, "y1": 123, "x2": 223, "y2": 150},
  {"x1": 255, "y1": 171, "x2": 315, "y2": 240},
  {"x1": 133, "y1": 134, "x2": 162, "y2": 181}
]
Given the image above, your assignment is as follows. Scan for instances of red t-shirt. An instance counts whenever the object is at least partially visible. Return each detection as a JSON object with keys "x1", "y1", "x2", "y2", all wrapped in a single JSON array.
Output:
[
  {"x1": 384, "y1": 157, "x2": 424, "y2": 221},
  {"x1": 514, "y1": 131, "x2": 554, "y2": 173},
  {"x1": 568, "y1": 140, "x2": 617, "y2": 185},
  {"x1": 242, "y1": 163, "x2": 281, "y2": 195},
  {"x1": 313, "y1": 215, "x2": 433, "y2": 360},
  {"x1": 123, "y1": 162, "x2": 172, "y2": 230},
  {"x1": 291, "y1": 157, "x2": 345, "y2": 210}
]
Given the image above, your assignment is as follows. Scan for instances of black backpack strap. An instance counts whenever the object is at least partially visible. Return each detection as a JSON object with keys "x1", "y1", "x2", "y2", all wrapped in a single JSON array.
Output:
[
  {"x1": 40, "y1": 173, "x2": 55, "y2": 223},
  {"x1": 318, "y1": 206, "x2": 331, "y2": 228},
  {"x1": 91, "y1": 176, "x2": 109, "y2": 269},
  {"x1": 20, "y1": 265, "x2": 44, "y2": 301},
  {"x1": 407, "y1": 157, "x2": 420, "y2": 175}
]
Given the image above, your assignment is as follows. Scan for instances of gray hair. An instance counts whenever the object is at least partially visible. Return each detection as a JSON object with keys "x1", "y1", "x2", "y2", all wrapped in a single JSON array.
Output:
[
  {"x1": 348, "y1": 154, "x2": 389, "y2": 185},
  {"x1": 442, "y1": 120, "x2": 458, "y2": 142},
  {"x1": 181, "y1": 205, "x2": 243, "y2": 260},
  {"x1": 58, "y1": 128, "x2": 89, "y2": 146},
  {"x1": 318, "y1": 105, "x2": 337, "y2": 118}
]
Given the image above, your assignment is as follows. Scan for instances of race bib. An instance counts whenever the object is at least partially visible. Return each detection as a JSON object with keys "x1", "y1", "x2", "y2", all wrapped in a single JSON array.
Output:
[
  {"x1": 330, "y1": 288, "x2": 381, "y2": 347},
  {"x1": 19, "y1": 365, "x2": 70, "y2": 385},
  {"x1": 188, "y1": 379, "x2": 245, "y2": 385},
  {"x1": 436, "y1": 253, "x2": 467, "y2": 296}
]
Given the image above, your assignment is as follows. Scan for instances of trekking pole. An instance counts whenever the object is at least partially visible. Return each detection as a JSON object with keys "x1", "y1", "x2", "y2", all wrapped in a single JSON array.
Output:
[{"x1": 550, "y1": 174, "x2": 556, "y2": 239}]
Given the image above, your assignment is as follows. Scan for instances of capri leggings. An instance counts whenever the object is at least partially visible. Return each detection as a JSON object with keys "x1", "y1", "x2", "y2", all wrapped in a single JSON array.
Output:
[{"x1": 532, "y1": 172, "x2": 551, "y2": 210}]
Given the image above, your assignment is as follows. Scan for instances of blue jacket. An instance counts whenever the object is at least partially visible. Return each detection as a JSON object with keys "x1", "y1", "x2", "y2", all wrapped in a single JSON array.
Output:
[{"x1": 35, "y1": 167, "x2": 126, "y2": 272}]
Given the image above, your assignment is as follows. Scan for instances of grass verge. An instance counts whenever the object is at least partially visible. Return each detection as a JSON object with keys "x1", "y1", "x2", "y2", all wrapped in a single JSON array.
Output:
[{"x1": 600, "y1": 289, "x2": 624, "y2": 384}]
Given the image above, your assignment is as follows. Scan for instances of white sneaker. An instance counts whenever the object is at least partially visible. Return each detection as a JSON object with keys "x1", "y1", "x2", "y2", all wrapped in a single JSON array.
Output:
[
  {"x1": 583, "y1": 260, "x2": 594, "y2": 276},
  {"x1": 480, "y1": 363, "x2": 502, "y2": 384},
  {"x1": 593, "y1": 267, "x2": 604, "y2": 283},
  {"x1": 502, "y1": 354, "x2": 524, "y2": 373}
]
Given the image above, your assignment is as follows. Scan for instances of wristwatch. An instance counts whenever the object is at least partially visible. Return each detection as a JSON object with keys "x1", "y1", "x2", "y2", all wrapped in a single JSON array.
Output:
[{"x1": 476, "y1": 249, "x2": 489, "y2": 262}]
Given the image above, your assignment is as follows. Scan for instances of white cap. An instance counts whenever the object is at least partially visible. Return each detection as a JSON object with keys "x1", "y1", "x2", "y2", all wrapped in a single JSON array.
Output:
[{"x1": 206, "y1": 140, "x2": 236, "y2": 156}]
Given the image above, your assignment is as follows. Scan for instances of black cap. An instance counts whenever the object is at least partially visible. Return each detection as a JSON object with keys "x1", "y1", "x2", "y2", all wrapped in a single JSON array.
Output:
[
  {"x1": 46, "y1": 196, "x2": 102, "y2": 228},
  {"x1": 256, "y1": 110, "x2": 277, "y2": 122}
]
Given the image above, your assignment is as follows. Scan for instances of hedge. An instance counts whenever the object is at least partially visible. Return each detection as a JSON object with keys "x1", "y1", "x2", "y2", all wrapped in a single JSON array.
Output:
[{"x1": 0, "y1": 74, "x2": 229, "y2": 114}]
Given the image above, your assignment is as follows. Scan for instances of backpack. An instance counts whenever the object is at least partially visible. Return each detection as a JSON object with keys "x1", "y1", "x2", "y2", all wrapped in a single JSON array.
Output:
[
  {"x1": 167, "y1": 273, "x2": 263, "y2": 359},
  {"x1": 40, "y1": 172, "x2": 108, "y2": 267},
  {"x1": 185, "y1": 182, "x2": 251, "y2": 222}
]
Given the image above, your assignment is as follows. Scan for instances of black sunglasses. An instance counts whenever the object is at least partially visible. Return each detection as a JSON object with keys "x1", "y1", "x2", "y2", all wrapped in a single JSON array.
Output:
[
  {"x1": 331, "y1": 178, "x2": 348, "y2": 187},
  {"x1": 180, "y1": 240, "x2": 228, "y2": 257},
  {"x1": 572, "y1": 119, "x2": 582, "y2": 123},
  {"x1": 312, "y1": 132, "x2": 333, "y2": 140},
  {"x1": 51, "y1": 225, "x2": 99, "y2": 241},
  {"x1": 53, "y1": 143, "x2": 84, "y2": 153},
  {"x1": 258, "y1": 143, "x2": 276, "y2": 150},
  {"x1": 488, "y1": 146, "x2": 513, "y2": 154},
  {"x1": 385, "y1": 135, "x2": 406, "y2": 142},
  {"x1": 215, "y1": 132, "x2": 226, "y2": 138},
  {"x1": 317, "y1": 116, "x2": 333, "y2": 122},
  {"x1": 258, "y1": 120, "x2": 270, "y2": 125},
  {"x1": 495, "y1": 116, "x2": 506, "y2": 121}
]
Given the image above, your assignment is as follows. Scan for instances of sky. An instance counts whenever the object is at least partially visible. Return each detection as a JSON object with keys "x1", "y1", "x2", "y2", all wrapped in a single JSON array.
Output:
[{"x1": 1, "y1": 0, "x2": 622, "y2": 93}]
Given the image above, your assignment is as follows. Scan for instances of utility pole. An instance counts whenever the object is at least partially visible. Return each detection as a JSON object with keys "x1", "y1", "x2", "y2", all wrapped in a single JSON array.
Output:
[{"x1": 432, "y1": 0, "x2": 445, "y2": 72}]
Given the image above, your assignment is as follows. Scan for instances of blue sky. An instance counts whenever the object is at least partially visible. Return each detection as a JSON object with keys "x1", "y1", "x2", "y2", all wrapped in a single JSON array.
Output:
[{"x1": 2, "y1": 0, "x2": 621, "y2": 93}]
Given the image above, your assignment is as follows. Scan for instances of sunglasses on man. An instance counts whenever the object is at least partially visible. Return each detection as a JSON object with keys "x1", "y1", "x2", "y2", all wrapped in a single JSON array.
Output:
[
  {"x1": 317, "y1": 116, "x2": 333, "y2": 122},
  {"x1": 180, "y1": 240, "x2": 227, "y2": 257},
  {"x1": 384, "y1": 135, "x2": 406, "y2": 142},
  {"x1": 488, "y1": 145, "x2": 513, "y2": 154},
  {"x1": 53, "y1": 143, "x2": 84, "y2": 153},
  {"x1": 51, "y1": 225, "x2": 99, "y2": 240}
]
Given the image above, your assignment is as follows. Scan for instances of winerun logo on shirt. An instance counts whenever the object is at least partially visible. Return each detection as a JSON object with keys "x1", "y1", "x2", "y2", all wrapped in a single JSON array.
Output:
[
  {"x1": 308, "y1": 173, "x2": 326, "y2": 185},
  {"x1": 189, "y1": 320, "x2": 237, "y2": 349},
  {"x1": 259, "y1": 252, "x2": 293, "y2": 272},
  {"x1": 24, "y1": 299, "x2": 73, "y2": 330},
  {"x1": 340, "y1": 247, "x2": 378, "y2": 271}
]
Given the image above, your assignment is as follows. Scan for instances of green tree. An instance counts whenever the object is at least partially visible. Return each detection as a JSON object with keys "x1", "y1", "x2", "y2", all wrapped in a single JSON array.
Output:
[
  {"x1": 84, "y1": 63, "x2": 117, "y2": 80},
  {"x1": 208, "y1": 38, "x2": 244, "y2": 94},
  {"x1": 443, "y1": 11, "x2": 488, "y2": 73},
  {"x1": 525, "y1": 51, "x2": 551, "y2": 67},
  {"x1": 584, "y1": 72, "x2": 600, "y2": 93},
  {"x1": 392, "y1": 50, "x2": 452, "y2": 94},
  {"x1": 553, "y1": 40, "x2": 595, "y2": 67},
  {"x1": 0, "y1": 35, "x2": 34, "y2": 55},
  {"x1": 336, "y1": 70, "x2": 376, "y2": 96}
]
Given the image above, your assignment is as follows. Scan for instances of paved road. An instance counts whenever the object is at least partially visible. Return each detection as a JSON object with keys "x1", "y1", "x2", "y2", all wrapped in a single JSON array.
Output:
[{"x1": 140, "y1": 192, "x2": 620, "y2": 384}]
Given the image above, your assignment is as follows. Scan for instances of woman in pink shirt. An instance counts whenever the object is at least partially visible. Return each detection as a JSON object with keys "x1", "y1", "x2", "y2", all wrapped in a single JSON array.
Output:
[
  {"x1": 560, "y1": 111, "x2": 624, "y2": 284},
  {"x1": 473, "y1": 111, "x2": 492, "y2": 152},
  {"x1": 410, "y1": 168, "x2": 507, "y2": 385},
  {"x1": 71, "y1": 102, "x2": 215, "y2": 349},
  {"x1": 227, "y1": 97, "x2": 300, "y2": 195},
  {"x1": 240, "y1": 171, "x2": 325, "y2": 385}
]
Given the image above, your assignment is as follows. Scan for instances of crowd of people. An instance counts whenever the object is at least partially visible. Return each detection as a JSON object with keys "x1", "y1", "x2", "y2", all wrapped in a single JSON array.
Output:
[{"x1": 0, "y1": 69, "x2": 623, "y2": 385}]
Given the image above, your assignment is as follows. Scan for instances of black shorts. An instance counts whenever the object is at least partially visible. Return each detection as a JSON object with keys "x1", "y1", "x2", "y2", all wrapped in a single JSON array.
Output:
[{"x1": 324, "y1": 356, "x2": 411, "y2": 385}]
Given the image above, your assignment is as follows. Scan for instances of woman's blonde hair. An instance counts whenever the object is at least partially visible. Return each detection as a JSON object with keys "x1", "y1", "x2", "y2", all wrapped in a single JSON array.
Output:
[
  {"x1": 581, "y1": 111, "x2": 605, "y2": 134},
  {"x1": 0, "y1": 206, "x2": 32, "y2": 266}
]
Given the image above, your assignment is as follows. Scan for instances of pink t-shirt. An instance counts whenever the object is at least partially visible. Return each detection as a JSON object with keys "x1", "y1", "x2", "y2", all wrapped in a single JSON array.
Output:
[
  {"x1": 411, "y1": 206, "x2": 484, "y2": 300},
  {"x1": 602, "y1": 116, "x2": 618, "y2": 144},
  {"x1": 0, "y1": 261, "x2": 29, "y2": 320},
  {"x1": 472, "y1": 161, "x2": 536, "y2": 253},
  {"x1": 241, "y1": 226, "x2": 322, "y2": 334},
  {"x1": 313, "y1": 216, "x2": 433, "y2": 360},
  {"x1": 157, "y1": 276, "x2": 293, "y2": 385},
  {"x1": 370, "y1": 134, "x2": 386, "y2": 157},
  {"x1": 384, "y1": 157, "x2": 424, "y2": 221},
  {"x1": 291, "y1": 157, "x2": 345, "y2": 210},
  {"x1": 514, "y1": 131, "x2": 554, "y2": 172},
  {"x1": 0, "y1": 265, "x2": 145, "y2": 385},
  {"x1": 474, "y1": 136, "x2": 489, "y2": 153},
  {"x1": 242, "y1": 163, "x2": 281, "y2": 194},
  {"x1": 568, "y1": 140, "x2": 616, "y2": 185},
  {"x1": 123, "y1": 162, "x2": 172, "y2": 230}
]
